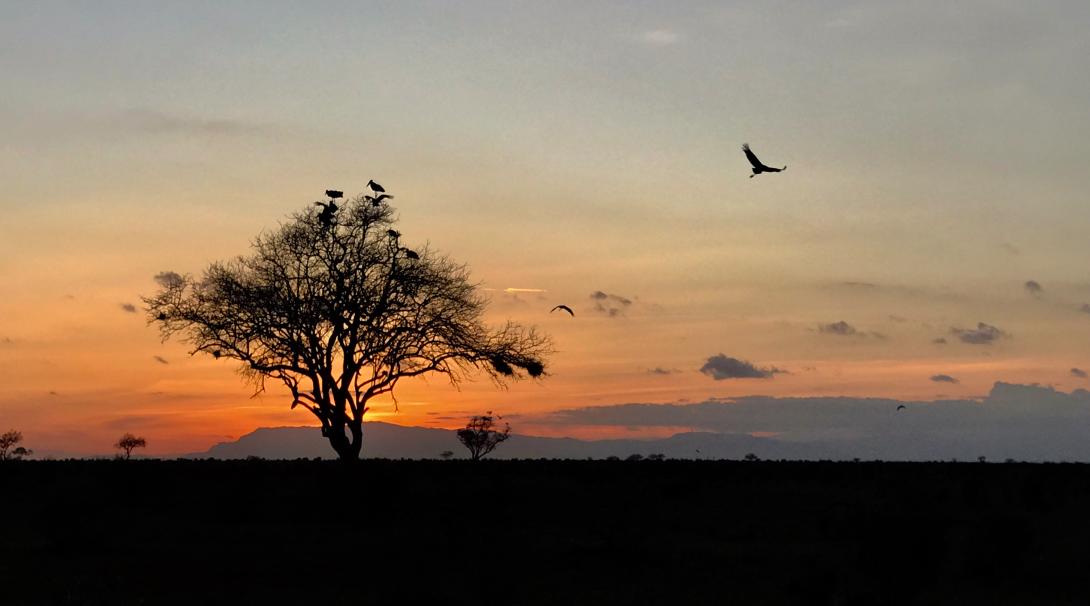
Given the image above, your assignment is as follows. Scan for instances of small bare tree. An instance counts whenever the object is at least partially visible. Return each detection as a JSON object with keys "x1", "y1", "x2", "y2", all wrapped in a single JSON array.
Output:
[
  {"x1": 457, "y1": 412, "x2": 510, "y2": 461},
  {"x1": 145, "y1": 189, "x2": 550, "y2": 461},
  {"x1": 0, "y1": 430, "x2": 32, "y2": 461},
  {"x1": 115, "y1": 433, "x2": 147, "y2": 460}
]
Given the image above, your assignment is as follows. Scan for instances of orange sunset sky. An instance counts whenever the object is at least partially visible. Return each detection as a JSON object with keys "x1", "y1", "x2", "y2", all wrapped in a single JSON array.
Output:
[{"x1": 2, "y1": 2, "x2": 1090, "y2": 455}]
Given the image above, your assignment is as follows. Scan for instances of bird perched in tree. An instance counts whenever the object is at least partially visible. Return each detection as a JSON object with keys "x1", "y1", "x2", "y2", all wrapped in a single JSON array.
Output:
[
  {"x1": 387, "y1": 229, "x2": 401, "y2": 239},
  {"x1": 742, "y1": 144, "x2": 786, "y2": 178},
  {"x1": 400, "y1": 247, "x2": 420, "y2": 260},
  {"x1": 314, "y1": 201, "x2": 339, "y2": 228},
  {"x1": 365, "y1": 194, "x2": 394, "y2": 206},
  {"x1": 325, "y1": 189, "x2": 343, "y2": 199},
  {"x1": 551, "y1": 305, "x2": 574, "y2": 317},
  {"x1": 367, "y1": 180, "x2": 385, "y2": 193}
]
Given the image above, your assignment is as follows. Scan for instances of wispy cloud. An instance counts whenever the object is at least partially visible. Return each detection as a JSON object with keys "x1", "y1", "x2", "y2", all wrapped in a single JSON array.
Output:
[
  {"x1": 647, "y1": 367, "x2": 679, "y2": 376},
  {"x1": 1080, "y1": 304, "x2": 1090, "y2": 315},
  {"x1": 119, "y1": 303, "x2": 137, "y2": 313},
  {"x1": 950, "y1": 322, "x2": 1009, "y2": 345},
  {"x1": 699, "y1": 354, "x2": 783, "y2": 380},
  {"x1": 153, "y1": 356, "x2": 169, "y2": 365},
  {"x1": 1072, "y1": 368, "x2": 1088, "y2": 379},
  {"x1": 930, "y1": 374, "x2": 959, "y2": 384},
  {"x1": 640, "y1": 29, "x2": 681, "y2": 46},
  {"x1": 818, "y1": 321, "x2": 862, "y2": 337},
  {"x1": 118, "y1": 109, "x2": 267, "y2": 137},
  {"x1": 590, "y1": 291, "x2": 633, "y2": 318}
]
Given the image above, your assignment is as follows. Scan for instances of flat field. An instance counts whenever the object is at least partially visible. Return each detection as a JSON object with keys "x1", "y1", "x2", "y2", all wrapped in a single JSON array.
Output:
[{"x1": 2, "y1": 460, "x2": 1088, "y2": 605}]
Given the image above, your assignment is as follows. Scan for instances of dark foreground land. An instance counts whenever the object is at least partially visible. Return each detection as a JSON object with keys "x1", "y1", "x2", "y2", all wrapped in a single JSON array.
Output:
[{"x1": 3, "y1": 460, "x2": 1090, "y2": 605}]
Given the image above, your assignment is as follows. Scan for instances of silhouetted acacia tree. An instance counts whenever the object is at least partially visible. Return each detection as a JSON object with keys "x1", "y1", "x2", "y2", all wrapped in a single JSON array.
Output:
[
  {"x1": 145, "y1": 191, "x2": 550, "y2": 461},
  {"x1": 115, "y1": 433, "x2": 146, "y2": 459},
  {"x1": 0, "y1": 430, "x2": 32, "y2": 461},
  {"x1": 457, "y1": 413, "x2": 510, "y2": 461}
]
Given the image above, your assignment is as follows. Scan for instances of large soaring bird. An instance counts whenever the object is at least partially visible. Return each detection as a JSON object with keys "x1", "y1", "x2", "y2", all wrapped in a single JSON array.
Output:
[
  {"x1": 743, "y1": 144, "x2": 786, "y2": 178},
  {"x1": 551, "y1": 305, "x2": 574, "y2": 317},
  {"x1": 325, "y1": 189, "x2": 343, "y2": 199},
  {"x1": 367, "y1": 180, "x2": 386, "y2": 193}
]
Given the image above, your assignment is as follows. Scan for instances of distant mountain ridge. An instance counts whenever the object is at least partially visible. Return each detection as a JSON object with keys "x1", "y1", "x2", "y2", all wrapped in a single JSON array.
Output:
[{"x1": 188, "y1": 420, "x2": 1090, "y2": 462}]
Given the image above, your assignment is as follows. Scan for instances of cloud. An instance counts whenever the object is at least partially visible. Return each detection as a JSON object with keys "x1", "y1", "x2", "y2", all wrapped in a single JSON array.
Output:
[
  {"x1": 1024, "y1": 280, "x2": 1043, "y2": 297},
  {"x1": 0, "y1": 337, "x2": 12, "y2": 345},
  {"x1": 1072, "y1": 368, "x2": 1088, "y2": 379},
  {"x1": 1081, "y1": 304, "x2": 1090, "y2": 315},
  {"x1": 589, "y1": 291, "x2": 633, "y2": 318},
  {"x1": 888, "y1": 315, "x2": 908, "y2": 323},
  {"x1": 932, "y1": 337, "x2": 948, "y2": 345},
  {"x1": 153, "y1": 356, "x2": 169, "y2": 365},
  {"x1": 153, "y1": 271, "x2": 184, "y2": 289},
  {"x1": 641, "y1": 29, "x2": 680, "y2": 46},
  {"x1": 818, "y1": 321, "x2": 861, "y2": 337},
  {"x1": 950, "y1": 322, "x2": 1009, "y2": 345},
  {"x1": 699, "y1": 354, "x2": 783, "y2": 380},
  {"x1": 930, "y1": 374, "x2": 960, "y2": 384},
  {"x1": 119, "y1": 303, "x2": 137, "y2": 313},
  {"x1": 119, "y1": 109, "x2": 266, "y2": 137},
  {"x1": 839, "y1": 281, "x2": 879, "y2": 290},
  {"x1": 647, "y1": 367, "x2": 679, "y2": 376}
]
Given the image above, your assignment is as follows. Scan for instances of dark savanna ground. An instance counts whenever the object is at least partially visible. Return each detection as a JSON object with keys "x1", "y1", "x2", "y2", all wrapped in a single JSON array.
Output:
[{"x1": 2, "y1": 460, "x2": 1089, "y2": 605}]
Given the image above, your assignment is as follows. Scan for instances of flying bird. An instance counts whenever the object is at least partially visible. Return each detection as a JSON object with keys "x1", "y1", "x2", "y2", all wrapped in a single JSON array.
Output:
[
  {"x1": 325, "y1": 189, "x2": 343, "y2": 199},
  {"x1": 400, "y1": 247, "x2": 420, "y2": 260},
  {"x1": 742, "y1": 143, "x2": 786, "y2": 178},
  {"x1": 896, "y1": 405, "x2": 906, "y2": 411},
  {"x1": 550, "y1": 305, "x2": 574, "y2": 317},
  {"x1": 367, "y1": 179, "x2": 386, "y2": 193}
]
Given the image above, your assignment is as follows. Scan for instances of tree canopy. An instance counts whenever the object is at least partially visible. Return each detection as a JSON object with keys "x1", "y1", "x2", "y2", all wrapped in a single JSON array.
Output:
[{"x1": 145, "y1": 191, "x2": 550, "y2": 460}]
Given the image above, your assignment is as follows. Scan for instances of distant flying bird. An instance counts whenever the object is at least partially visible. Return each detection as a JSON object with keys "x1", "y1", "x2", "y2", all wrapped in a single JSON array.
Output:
[
  {"x1": 742, "y1": 143, "x2": 786, "y2": 178},
  {"x1": 367, "y1": 179, "x2": 386, "y2": 193},
  {"x1": 325, "y1": 189, "x2": 343, "y2": 199},
  {"x1": 896, "y1": 405, "x2": 906, "y2": 411},
  {"x1": 400, "y1": 247, "x2": 420, "y2": 260},
  {"x1": 387, "y1": 229, "x2": 401, "y2": 239},
  {"x1": 551, "y1": 305, "x2": 574, "y2": 317}
]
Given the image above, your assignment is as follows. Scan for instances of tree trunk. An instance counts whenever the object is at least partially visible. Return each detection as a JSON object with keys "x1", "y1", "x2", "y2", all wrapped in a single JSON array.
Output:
[{"x1": 326, "y1": 420, "x2": 364, "y2": 462}]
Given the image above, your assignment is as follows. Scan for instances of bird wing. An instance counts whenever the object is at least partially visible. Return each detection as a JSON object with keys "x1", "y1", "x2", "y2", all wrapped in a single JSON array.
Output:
[
  {"x1": 743, "y1": 144, "x2": 764, "y2": 169},
  {"x1": 551, "y1": 305, "x2": 574, "y2": 316}
]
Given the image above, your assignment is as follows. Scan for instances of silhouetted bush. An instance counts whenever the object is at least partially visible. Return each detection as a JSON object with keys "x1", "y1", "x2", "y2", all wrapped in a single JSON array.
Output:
[
  {"x1": 457, "y1": 412, "x2": 510, "y2": 461},
  {"x1": 114, "y1": 433, "x2": 146, "y2": 460},
  {"x1": 0, "y1": 430, "x2": 31, "y2": 461}
]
